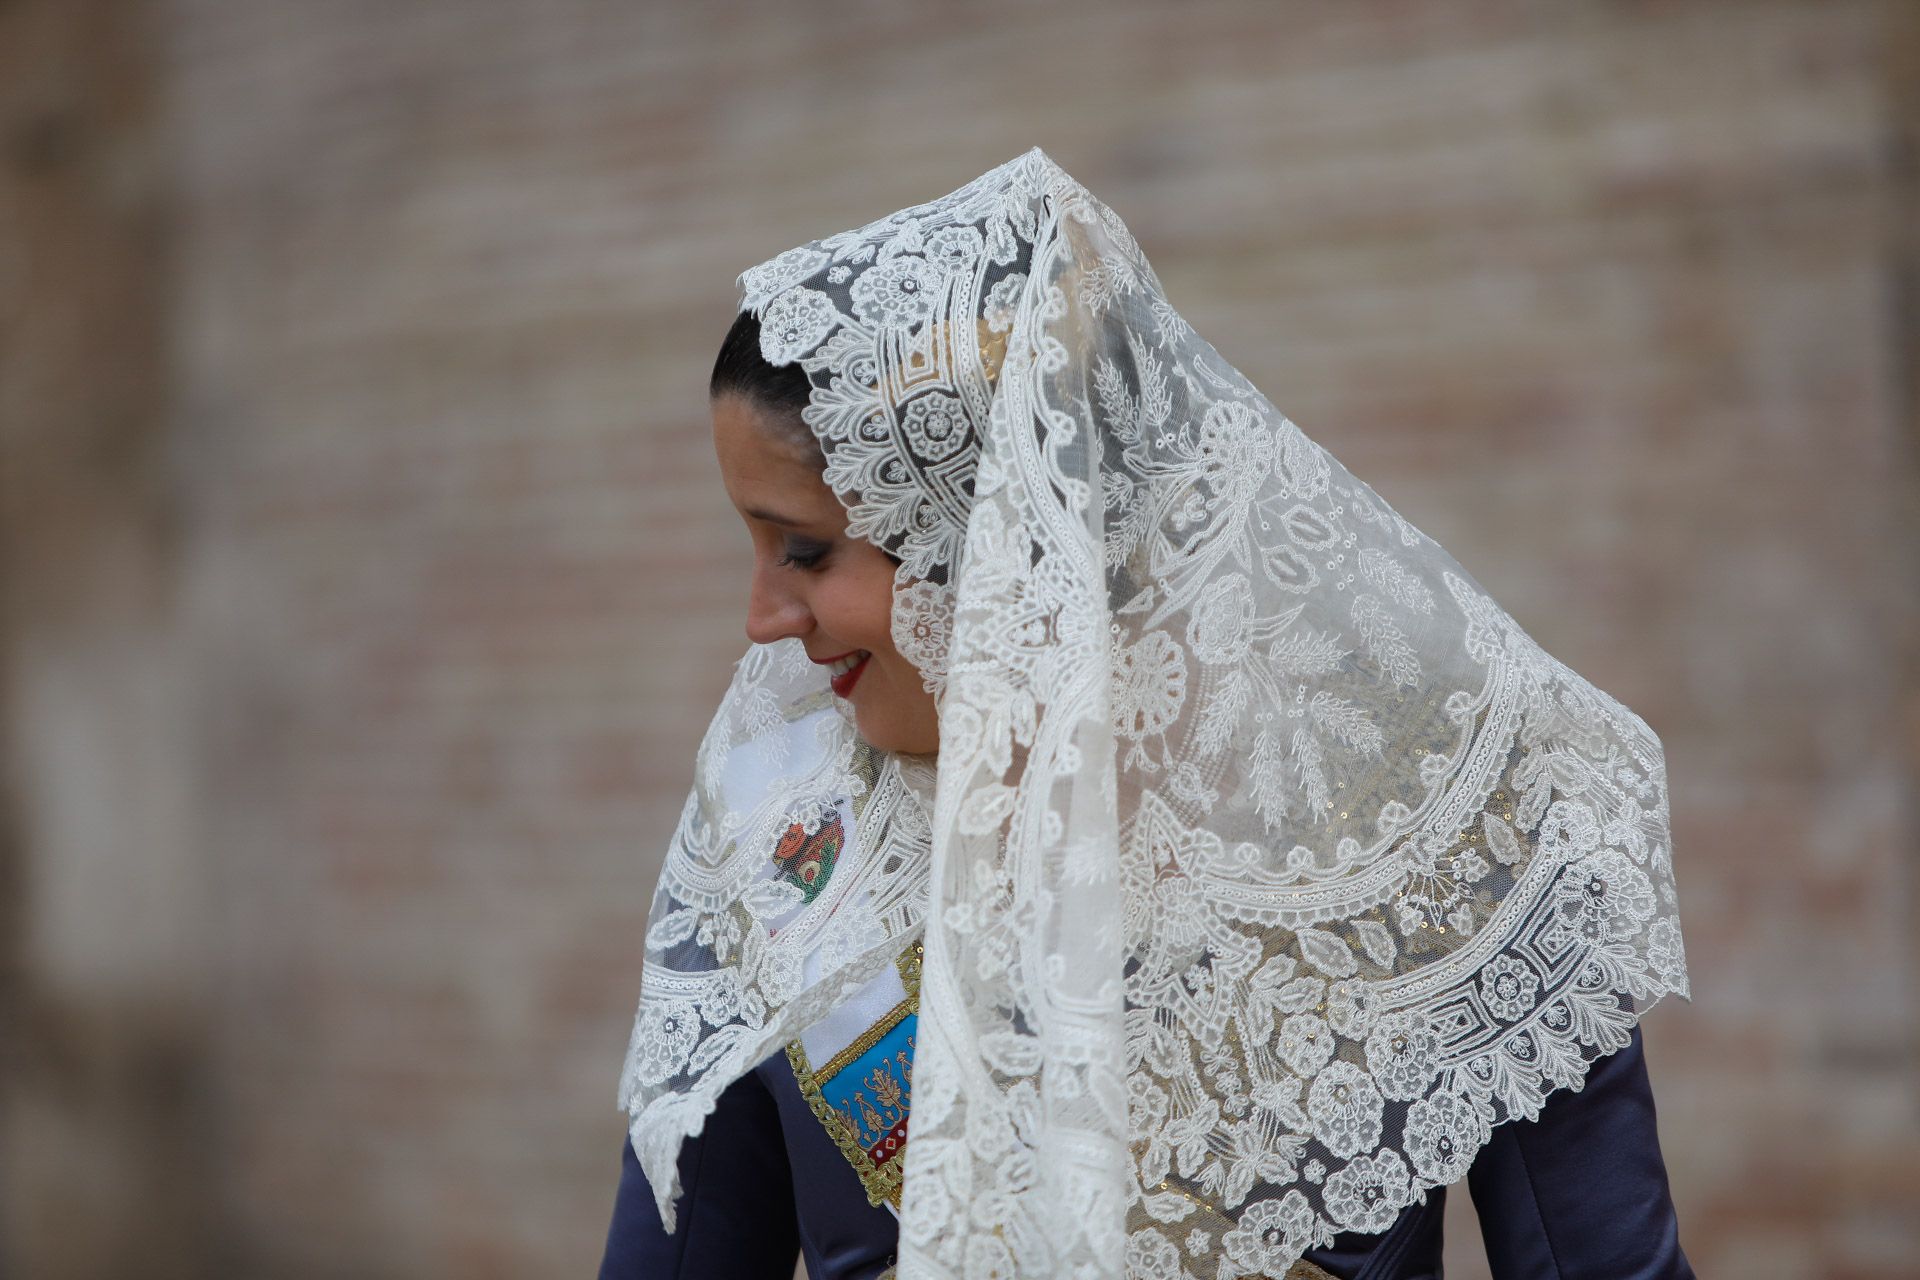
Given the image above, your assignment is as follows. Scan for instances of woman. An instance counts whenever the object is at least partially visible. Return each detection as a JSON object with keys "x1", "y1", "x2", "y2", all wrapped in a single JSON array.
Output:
[{"x1": 604, "y1": 148, "x2": 1694, "y2": 1279}]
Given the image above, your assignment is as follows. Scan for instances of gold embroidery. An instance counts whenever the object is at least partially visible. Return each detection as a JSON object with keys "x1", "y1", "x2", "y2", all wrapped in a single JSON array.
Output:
[
  {"x1": 785, "y1": 942, "x2": 923, "y2": 1209},
  {"x1": 869, "y1": 1062, "x2": 904, "y2": 1111}
]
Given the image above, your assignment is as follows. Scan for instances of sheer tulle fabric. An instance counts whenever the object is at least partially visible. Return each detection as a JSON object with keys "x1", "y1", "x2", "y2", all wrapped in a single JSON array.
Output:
[{"x1": 619, "y1": 148, "x2": 1689, "y2": 1279}]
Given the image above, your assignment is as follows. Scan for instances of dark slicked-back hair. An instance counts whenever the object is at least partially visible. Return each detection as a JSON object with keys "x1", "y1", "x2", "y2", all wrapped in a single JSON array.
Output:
[{"x1": 709, "y1": 309, "x2": 823, "y2": 468}]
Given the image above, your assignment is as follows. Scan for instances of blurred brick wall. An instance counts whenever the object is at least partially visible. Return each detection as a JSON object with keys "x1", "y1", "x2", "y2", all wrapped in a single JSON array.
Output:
[
  {"x1": 3, "y1": 0, "x2": 1914, "y2": 1276},
  {"x1": 1, "y1": 1, "x2": 215, "y2": 1277}
]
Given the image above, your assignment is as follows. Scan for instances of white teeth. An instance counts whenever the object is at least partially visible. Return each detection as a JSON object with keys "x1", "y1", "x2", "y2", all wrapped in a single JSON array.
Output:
[{"x1": 829, "y1": 651, "x2": 870, "y2": 677}]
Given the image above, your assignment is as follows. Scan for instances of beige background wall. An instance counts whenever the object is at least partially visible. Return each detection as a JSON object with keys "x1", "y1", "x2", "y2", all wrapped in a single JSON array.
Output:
[{"x1": 4, "y1": 1, "x2": 1916, "y2": 1276}]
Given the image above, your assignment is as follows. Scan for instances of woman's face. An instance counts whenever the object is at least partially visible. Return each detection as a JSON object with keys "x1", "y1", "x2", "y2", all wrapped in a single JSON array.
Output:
[{"x1": 711, "y1": 392, "x2": 941, "y2": 756}]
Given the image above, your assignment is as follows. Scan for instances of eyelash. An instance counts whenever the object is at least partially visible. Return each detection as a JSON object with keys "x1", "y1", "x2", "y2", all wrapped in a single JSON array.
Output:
[{"x1": 776, "y1": 541, "x2": 830, "y2": 571}]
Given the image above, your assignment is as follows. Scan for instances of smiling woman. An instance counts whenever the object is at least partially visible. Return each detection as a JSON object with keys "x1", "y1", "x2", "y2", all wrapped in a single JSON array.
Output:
[
  {"x1": 708, "y1": 352, "x2": 942, "y2": 757},
  {"x1": 604, "y1": 149, "x2": 1694, "y2": 1280}
]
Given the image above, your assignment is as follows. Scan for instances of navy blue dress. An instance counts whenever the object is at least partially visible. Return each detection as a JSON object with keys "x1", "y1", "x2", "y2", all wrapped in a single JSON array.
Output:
[{"x1": 599, "y1": 1024, "x2": 1693, "y2": 1279}]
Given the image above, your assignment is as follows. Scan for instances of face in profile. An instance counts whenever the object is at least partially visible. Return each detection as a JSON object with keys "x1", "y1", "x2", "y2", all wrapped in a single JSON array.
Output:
[{"x1": 711, "y1": 393, "x2": 941, "y2": 757}]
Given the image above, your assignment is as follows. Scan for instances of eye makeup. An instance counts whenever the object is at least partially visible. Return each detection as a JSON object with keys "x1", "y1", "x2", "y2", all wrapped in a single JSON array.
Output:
[{"x1": 776, "y1": 536, "x2": 832, "y2": 570}]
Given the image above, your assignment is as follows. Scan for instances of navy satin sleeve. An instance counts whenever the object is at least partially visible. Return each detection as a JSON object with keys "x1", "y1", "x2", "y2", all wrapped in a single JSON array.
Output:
[
  {"x1": 1466, "y1": 1022, "x2": 1695, "y2": 1280},
  {"x1": 597, "y1": 1065, "x2": 800, "y2": 1279},
  {"x1": 599, "y1": 1053, "x2": 899, "y2": 1280},
  {"x1": 750, "y1": 1053, "x2": 903, "y2": 1279}
]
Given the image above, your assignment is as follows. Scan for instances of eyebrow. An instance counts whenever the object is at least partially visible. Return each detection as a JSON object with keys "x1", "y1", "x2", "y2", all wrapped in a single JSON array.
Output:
[{"x1": 744, "y1": 505, "x2": 812, "y2": 528}]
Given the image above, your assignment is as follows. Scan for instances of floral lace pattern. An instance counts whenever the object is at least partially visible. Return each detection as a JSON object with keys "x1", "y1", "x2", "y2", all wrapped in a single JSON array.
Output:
[{"x1": 620, "y1": 148, "x2": 1688, "y2": 1279}]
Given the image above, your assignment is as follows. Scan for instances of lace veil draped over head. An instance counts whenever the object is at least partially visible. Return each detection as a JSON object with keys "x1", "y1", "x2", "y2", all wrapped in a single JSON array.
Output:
[{"x1": 619, "y1": 147, "x2": 1689, "y2": 1279}]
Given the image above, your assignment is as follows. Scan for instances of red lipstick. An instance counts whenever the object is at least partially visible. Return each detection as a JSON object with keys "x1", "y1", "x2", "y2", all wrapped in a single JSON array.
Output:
[{"x1": 829, "y1": 654, "x2": 871, "y2": 698}]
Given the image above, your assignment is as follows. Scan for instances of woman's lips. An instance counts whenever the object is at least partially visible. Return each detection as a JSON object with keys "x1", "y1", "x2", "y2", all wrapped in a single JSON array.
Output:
[{"x1": 830, "y1": 652, "x2": 871, "y2": 698}]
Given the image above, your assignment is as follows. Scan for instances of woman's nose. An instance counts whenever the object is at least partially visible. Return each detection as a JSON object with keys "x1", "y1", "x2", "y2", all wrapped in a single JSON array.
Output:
[{"x1": 744, "y1": 563, "x2": 812, "y2": 647}]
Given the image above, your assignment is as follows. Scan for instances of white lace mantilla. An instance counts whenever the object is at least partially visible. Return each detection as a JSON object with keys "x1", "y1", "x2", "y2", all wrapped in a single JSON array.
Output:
[{"x1": 620, "y1": 147, "x2": 1689, "y2": 1279}]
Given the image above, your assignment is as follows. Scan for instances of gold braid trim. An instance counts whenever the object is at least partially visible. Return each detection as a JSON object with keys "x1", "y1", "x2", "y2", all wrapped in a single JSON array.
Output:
[
  {"x1": 817, "y1": 993, "x2": 912, "y2": 1082},
  {"x1": 784, "y1": 942, "x2": 923, "y2": 1209}
]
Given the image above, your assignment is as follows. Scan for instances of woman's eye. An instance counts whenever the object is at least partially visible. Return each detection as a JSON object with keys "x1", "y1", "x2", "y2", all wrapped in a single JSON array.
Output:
[{"x1": 776, "y1": 539, "x2": 830, "y2": 571}]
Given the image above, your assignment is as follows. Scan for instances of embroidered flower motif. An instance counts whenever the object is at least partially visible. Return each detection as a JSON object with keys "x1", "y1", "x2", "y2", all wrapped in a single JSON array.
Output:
[
  {"x1": 1503, "y1": 1027, "x2": 1541, "y2": 1066},
  {"x1": 1129, "y1": 1073, "x2": 1170, "y2": 1130},
  {"x1": 1186, "y1": 572, "x2": 1255, "y2": 665},
  {"x1": 1124, "y1": 1229, "x2": 1180, "y2": 1277},
  {"x1": 630, "y1": 1000, "x2": 699, "y2": 1085},
  {"x1": 922, "y1": 225, "x2": 984, "y2": 273},
  {"x1": 900, "y1": 391, "x2": 969, "y2": 463},
  {"x1": 1184, "y1": 1227, "x2": 1211, "y2": 1256},
  {"x1": 1307, "y1": 1060, "x2": 1384, "y2": 1159},
  {"x1": 1537, "y1": 797, "x2": 1604, "y2": 861},
  {"x1": 1220, "y1": 1191, "x2": 1316, "y2": 1275},
  {"x1": 1405, "y1": 1090, "x2": 1490, "y2": 1184},
  {"x1": 983, "y1": 271, "x2": 1026, "y2": 333},
  {"x1": 1249, "y1": 1073, "x2": 1305, "y2": 1129},
  {"x1": 1449, "y1": 846, "x2": 1491, "y2": 884},
  {"x1": 759, "y1": 945, "x2": 802, "y2": 1004},
  {"x1": 698, "y1": 969, "x2": 742, "y2": 1027},
  {"x1": 891, "y1": 578, "x2": 954, "y2": 696},
  {"x1": 1196, "y1": 401, "x2": 1275, "y2": 509},
  {"x1": 1326, "y1": 977, "x2": 1379, "y2": 1039},
  {"x1": 1648, "y1": 916, "x2": 1686, "y2": 985},
  {"x1": 1402, "y1": 831, "x2": 1448, "y2": 877},
  {"x1": 1323, "y1": 1149, "x2": 1410, "y2": 1233},
  {"x1": 757, "y1": 287, "x2": 839, "y2": 364},
  {"x1": 1478, "y1": 953, "x2": 1542, "y2": 1022},
  {"x1": 1129, "y1": 1076, "x2": 1173, "y2": 1185},
  {"x1": 1278, "y1": 1012, "x2": 1337, "y2": 1077},
  {"x1": 1111, "y1": 630, "x2": 1187, "y2": 740},
  {"x1": 1166, "y1": 759, "x2": 1220, "y2": 812},
  {"x1": 850, "y1": 256, "x2": 943, "y2": 328},
  {"x1": 1364, "y1": 1010, "x2": 1438, "y2": 1101},
  {"x1": 1149, "y1": 874, "x2": 1206, "y2": 951},
  {"x1": 739, "y1": 244, "x2": 828, "y2": 307},
  {"x1": 1552, "y1": 849, "x2": 1657, "y2": 943}
]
